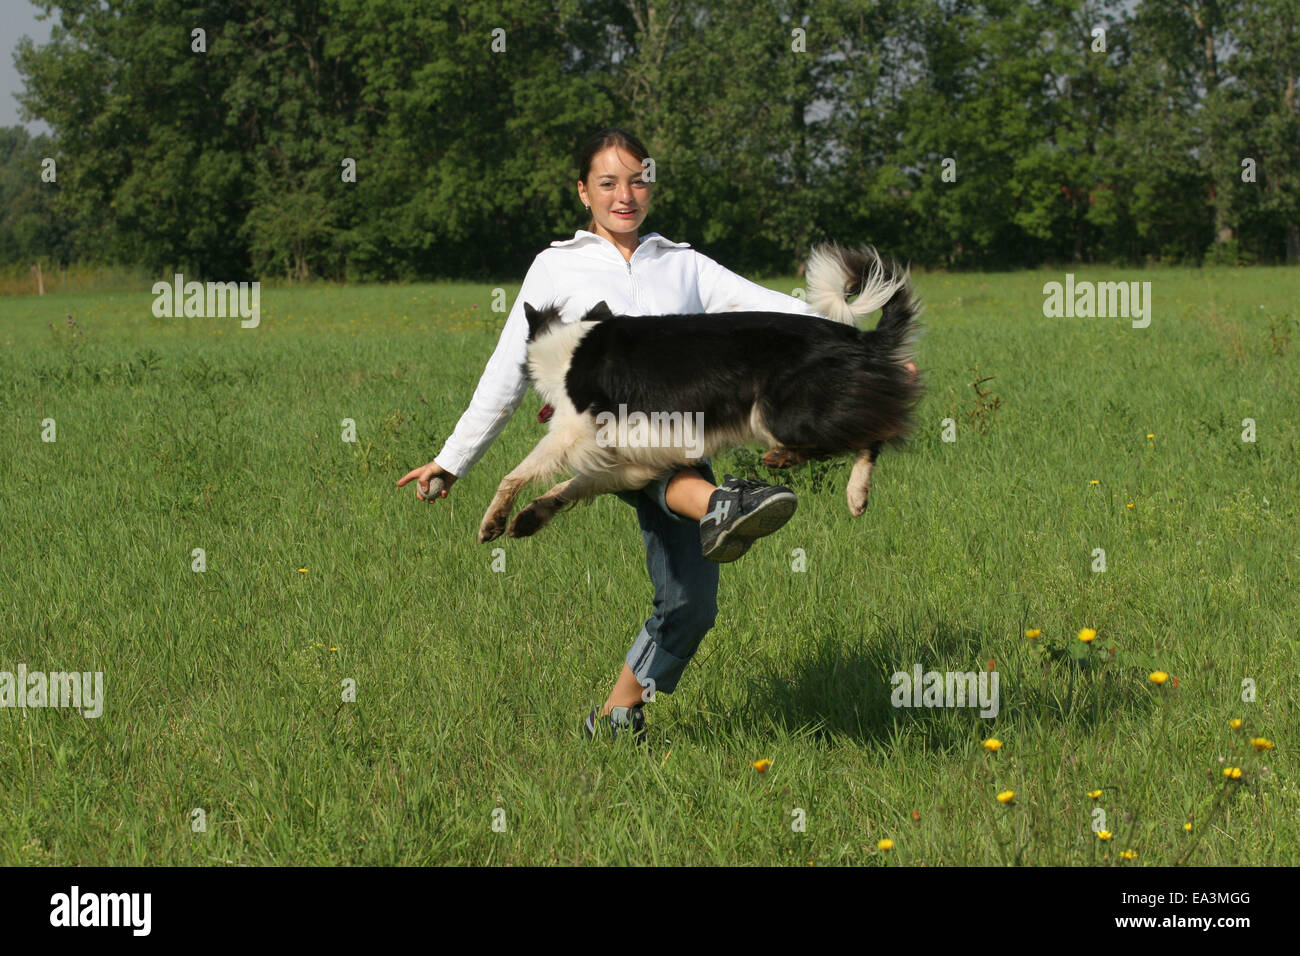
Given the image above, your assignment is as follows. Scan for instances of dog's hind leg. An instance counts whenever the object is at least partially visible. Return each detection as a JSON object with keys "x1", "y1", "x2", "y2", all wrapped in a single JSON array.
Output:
[
  {"x1": 479, "y1": 428, "x2": 584, "y2": 543},
  {"x1": 761, "y1": 446, "x2": 807, "y2": 469},
  {"x1": 846, "y1": 441, "x2": 884, "y2": 517}
]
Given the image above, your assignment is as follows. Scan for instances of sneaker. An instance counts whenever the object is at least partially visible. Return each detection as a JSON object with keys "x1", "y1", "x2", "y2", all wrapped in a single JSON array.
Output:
[
  {"x1": 699, "y1": 474, "x2": 798, "y2": 563},
  {"x1": 583, "y1": 703, "x2": 647, "y2": 743}
]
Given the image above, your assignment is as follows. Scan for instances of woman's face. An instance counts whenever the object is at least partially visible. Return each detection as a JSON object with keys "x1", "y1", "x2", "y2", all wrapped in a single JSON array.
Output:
[{"x1": 578, "y1": 146, "x2": 652, "y2": 237}]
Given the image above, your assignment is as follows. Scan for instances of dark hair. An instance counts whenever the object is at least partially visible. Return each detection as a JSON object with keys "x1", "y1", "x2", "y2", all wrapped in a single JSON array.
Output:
[{"x1": 577, "y1": 127, "x2": 651, "y2": 232}]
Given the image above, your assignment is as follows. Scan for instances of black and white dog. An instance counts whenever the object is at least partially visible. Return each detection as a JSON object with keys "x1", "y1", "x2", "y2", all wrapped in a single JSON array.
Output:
[{"x1": 477, "y1": 244, "x2": 922, "y2": 543}]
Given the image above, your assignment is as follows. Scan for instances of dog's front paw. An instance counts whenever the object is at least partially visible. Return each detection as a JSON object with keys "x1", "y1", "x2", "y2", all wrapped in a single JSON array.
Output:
[
  {"x1": 508, "y1": 503, "x2": 545, "y2": 538},
  {"x1": 479, "y1": 510, "x2": 509, "y2": 543}
]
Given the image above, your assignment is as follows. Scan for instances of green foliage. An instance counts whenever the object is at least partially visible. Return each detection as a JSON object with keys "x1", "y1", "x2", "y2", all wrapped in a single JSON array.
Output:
[
  {"x1": 243, "y1": 174, "x2": 340, "y2": 279},
  {"x1": 0, "y1": 127, "x2": 68, "y2": 264},
  {"x1": 2, "y1": 0, "x2": 1298, "y2": 276}
]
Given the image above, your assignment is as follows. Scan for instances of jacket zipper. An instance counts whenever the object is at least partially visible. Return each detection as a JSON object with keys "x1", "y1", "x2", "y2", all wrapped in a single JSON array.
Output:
[{"x1": 592, "y1": 231, "x2": 643, "y2": 307}]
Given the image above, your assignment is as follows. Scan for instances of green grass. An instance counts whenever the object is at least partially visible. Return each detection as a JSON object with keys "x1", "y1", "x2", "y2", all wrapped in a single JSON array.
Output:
[{"x1": 1, "y1": 266, "x2": 1296, "y2": 865}]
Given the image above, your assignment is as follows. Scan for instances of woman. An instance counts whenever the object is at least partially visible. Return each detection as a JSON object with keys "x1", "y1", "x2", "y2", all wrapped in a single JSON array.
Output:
[{"x1": 398, "y1": 127, "x2": 820, "y2": 742}]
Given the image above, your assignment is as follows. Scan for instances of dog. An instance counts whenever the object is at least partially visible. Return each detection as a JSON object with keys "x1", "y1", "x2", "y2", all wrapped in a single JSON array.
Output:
[{"x1": 477, "y1": 244, "x2": 922, "y2": 544}]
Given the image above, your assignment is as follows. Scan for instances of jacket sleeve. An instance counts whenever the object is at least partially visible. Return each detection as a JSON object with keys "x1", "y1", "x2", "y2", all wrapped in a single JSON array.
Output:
[
  {"x1": 693, "y1": 250, "x2": 821, "y2": 315},
  {"x1": 433, "y1": 255, "x2": 554, "y2": 478}
]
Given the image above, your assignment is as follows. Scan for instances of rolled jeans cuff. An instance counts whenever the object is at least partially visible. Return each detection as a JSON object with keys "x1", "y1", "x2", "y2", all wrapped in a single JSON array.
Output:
[{"x1": 625, "y1": 624, "x2": 691, "y2": 696}]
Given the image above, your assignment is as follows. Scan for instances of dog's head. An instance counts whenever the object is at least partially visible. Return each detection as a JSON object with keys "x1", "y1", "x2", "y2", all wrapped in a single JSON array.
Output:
[
  {"x1": 523, "y1": 302, "x2": 565, "y2": 343},
  {"x1": 523, "y1": 299, "x2": 615, "y2": 342},
  {"x1": 581, "y1": 300, "x2": 615, "y2": 322}
]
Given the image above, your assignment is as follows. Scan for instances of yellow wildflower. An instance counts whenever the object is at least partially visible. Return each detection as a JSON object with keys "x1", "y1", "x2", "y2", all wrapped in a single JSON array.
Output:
[{"x1": 1078, "y1": 628, "x2": 1097, "y2": 643}]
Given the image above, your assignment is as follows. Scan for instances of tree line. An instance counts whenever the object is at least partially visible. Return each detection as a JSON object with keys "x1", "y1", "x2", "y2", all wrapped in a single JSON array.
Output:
[{"x1": 3, "y1": 0, "x2": 1297, "y2": 280}]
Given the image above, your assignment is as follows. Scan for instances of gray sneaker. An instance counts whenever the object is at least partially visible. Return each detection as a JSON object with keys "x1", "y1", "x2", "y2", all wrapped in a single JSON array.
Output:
[
  {"x1": 699, "y1": 474, "x2": 798, "y2": 563},
  {"x1": 583, "y1": 703, "x2": 647, "y2": 743}
]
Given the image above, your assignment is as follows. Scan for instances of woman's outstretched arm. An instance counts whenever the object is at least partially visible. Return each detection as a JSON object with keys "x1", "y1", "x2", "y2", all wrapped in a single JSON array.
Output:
[
  {"x1": 399, "y1": 255, "x2": 555, "y2": 498},
  {"x1": 434, "y1": 256, "x2": 557, "y2": 478},
  {"x1": 692, "y1": 250, "x2": 820, "y2": 316}
]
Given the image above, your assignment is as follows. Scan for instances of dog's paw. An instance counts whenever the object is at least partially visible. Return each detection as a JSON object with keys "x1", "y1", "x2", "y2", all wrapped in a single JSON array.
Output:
[
  {"x1": 762, "y1": 447, "x2": 805, "y2": 468},
  {"x1": 847, "y1": 486, "x2": 870, "y2": 517},
  {"x1": 508, "y1": 503, "x2": 545, "y2": 538},
  {"x1": 479, "y1": 511, "x2": 509, "y2": 543}
]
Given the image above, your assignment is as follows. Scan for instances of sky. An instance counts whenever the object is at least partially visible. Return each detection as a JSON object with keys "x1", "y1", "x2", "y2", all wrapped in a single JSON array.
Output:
[{"x1": 1, "y1": 0, "x2": 54, "y2": 135}]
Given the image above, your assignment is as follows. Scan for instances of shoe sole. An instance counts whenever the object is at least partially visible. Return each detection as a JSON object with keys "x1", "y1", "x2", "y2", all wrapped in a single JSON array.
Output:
[{"x1": 702, "y1": 492, "x2": 798, "y2": 563}]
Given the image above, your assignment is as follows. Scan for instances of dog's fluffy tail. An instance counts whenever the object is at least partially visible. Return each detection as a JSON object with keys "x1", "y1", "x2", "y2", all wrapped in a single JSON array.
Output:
[
  {"x1": 806, "y1": 244, "x2": 911, "y2": 325},
  {"x1": 805, "y1": 242, "x2": 921, "y2": 362}
]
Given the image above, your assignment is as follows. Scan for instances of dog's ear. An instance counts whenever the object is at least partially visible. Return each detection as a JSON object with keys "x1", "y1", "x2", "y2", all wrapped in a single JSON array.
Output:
[
  {"x1": 524, "y1": 302, "x2": 564, "y2": 342},
  {"x1": 583, "y1": 300, "x2": 614, "y2": 322}
]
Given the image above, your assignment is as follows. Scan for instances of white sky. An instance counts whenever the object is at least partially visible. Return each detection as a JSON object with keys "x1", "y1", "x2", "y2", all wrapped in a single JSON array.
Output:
[{"x1": 0, "y1": 0, "x2": 54, "y2": 134}]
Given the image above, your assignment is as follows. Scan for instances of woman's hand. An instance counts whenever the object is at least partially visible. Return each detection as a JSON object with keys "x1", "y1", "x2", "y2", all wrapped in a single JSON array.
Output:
[{"x1": 397, "y1": 461, "x2": 458, "y2": 501}]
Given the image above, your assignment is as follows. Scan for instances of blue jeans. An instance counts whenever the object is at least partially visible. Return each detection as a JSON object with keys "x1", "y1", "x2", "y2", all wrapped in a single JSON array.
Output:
[{"x1": 614, "y1": 461, "x2": 720, "y2": 696}]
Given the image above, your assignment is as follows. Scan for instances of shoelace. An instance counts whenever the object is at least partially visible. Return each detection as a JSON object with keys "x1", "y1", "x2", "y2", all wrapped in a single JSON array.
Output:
[{"x1": 723, "y1": 474, "x2": 767, "y2": 495}]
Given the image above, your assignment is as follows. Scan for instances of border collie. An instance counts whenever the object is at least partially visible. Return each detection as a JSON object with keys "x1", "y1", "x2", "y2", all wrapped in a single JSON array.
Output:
[{"x1": 477, "y1": 244, "x2": 922, "y2": 543}]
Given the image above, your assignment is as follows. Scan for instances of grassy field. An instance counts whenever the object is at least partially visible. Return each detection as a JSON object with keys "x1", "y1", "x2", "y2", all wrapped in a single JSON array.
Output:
[{"x1": 1, "y1": 265, "x2": 1296, "y2": 866}]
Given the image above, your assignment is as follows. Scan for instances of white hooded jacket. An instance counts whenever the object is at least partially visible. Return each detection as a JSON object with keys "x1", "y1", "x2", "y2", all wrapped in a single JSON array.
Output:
[{"x1": 433, "y1": 229, "x2": 820, "y2": 478}]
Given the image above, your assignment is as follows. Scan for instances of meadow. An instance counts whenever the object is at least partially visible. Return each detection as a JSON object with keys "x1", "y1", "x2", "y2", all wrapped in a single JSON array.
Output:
[{"x1": 0, "y1": 265, "x2": 1296, "y2": 865}]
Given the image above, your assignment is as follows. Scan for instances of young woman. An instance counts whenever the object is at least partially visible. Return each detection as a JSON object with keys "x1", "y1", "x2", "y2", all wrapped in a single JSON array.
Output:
[{"x1": 398, "y1": 127, "x2": 820, "y2": 742}]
